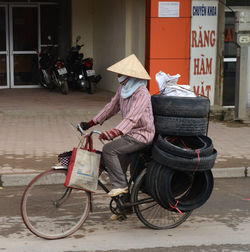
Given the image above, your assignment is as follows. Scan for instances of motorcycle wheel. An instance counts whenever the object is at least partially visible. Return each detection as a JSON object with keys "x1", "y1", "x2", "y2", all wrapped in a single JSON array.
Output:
[
  {"x1": 87, "y1": 80, "x2": 93, "y2": 94},
  {"x1": 60, "y1": 79, "x2": 69, "y2": 95},
  {"x1": 40, "y1": 71, "x2": 54, "y2": 90},
  {"x1": 52, "y1": 72, "x2": 69, "y2": 95},
  {"x1": 79, "y1": 79, "x2": 87, "y2": 92}
]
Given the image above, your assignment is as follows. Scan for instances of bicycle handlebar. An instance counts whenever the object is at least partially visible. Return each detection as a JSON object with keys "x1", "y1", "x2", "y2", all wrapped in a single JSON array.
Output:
[
  {"x1": 77, "y1": 124, "x2": 101, "y2": 136},
  {"x1": 76, "y1": 123, "x2": 104, "y2": 144},
  {"x1": 89, "y1": 130, "x2": 102, "y2": 137},
  {"x1": 77, "y1": 123, "x2": 85, "y2": 135}
]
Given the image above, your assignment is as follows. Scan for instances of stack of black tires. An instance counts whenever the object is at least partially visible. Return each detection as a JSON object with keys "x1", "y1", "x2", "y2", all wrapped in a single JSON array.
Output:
[{"x1": 145, "y1": 95, "x2": 217, "y2": 213}]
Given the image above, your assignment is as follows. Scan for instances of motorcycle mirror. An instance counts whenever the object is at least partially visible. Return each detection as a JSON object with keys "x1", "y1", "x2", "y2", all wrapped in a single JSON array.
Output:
[{"x1": 76, "y1": 35, "x2": 81, "y2": 43}]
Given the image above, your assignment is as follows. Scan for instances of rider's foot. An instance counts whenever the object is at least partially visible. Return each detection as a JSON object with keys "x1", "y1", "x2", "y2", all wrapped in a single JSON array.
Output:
[
  {"x1": 110, "y1": 214, "x2": 125, "y2": 221},
  {"x1": 110, "y1": 206, "x2": 133, "y2": 221},
  {"x1": 108, "y1": 187, "x2": 128, "y2": 197}
]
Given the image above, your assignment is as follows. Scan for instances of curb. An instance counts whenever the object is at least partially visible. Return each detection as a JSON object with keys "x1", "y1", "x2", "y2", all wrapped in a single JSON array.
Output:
[
  {"x1": 0, "y1": 174, "x2": 38, "y2": 187},
  {"x1": 0, "y1": 172, "x2": 67, "y2": 187},
  {"x1": 0, "y1": 167, "x2": 249, "y2": 187},
  {"x1": 212, "y1": 167, "x2": 247, "y2": 178}
]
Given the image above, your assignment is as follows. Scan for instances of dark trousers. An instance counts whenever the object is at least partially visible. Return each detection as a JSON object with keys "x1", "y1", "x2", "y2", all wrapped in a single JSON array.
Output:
[{"x1": 102, "y1": 135, "x2": 148, "y2": 189}]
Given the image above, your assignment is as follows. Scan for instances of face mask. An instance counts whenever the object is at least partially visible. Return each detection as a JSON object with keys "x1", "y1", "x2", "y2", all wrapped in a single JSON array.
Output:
[{"x1": 118, "y1": 75, "x2": 128, "y2": 83}]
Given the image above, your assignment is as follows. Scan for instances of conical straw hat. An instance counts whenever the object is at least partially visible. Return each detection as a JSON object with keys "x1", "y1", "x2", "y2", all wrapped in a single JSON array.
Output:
[{"x1": 107, "y1": 54, "x2": 151, "y2": 80}]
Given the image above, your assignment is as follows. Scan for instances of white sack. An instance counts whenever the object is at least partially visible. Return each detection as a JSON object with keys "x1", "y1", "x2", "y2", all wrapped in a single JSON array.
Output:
[{"x1": 155, "y1": 71, "x2": 196, "y2": 97}]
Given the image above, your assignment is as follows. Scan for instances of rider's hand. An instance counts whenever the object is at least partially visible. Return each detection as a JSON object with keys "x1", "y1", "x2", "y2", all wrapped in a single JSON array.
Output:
[
  {"x1": 99, "y1": 129, "x2": 121, "y2": 141},
  {"x1": 80, "y1": 120, "x2": 96, "y2": 130}
]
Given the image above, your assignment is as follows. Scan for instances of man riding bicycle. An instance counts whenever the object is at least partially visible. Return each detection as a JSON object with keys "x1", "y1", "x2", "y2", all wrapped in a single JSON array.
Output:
[{"x1": 79, "y1": 54, "x2": 155, "y2": 200}]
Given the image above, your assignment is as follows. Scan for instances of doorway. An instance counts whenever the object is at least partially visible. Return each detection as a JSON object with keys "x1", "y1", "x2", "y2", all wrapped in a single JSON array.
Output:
[{"x1": 0, "y1": 4, "x2": 39, "y2": 88}]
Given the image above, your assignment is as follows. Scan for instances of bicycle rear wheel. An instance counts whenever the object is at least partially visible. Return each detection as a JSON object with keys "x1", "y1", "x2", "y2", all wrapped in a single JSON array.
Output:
[
  {"x1": 131, "y1": 169, "x2": 192, "y2": 230},
  {"x1": 21, "y1": 169, "x2": 91, "y2": 239}
]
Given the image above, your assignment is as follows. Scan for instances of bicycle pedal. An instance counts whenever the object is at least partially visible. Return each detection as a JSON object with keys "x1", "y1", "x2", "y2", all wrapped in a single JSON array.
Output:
[{"x1": 118, "y1": 215, "x2": 127, "y2": 221}]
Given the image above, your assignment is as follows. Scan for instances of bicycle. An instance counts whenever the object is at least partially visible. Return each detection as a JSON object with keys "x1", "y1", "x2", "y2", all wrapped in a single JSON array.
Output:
[{"x1": 21, "y1": 126, "x2": 192, "y2": 240}]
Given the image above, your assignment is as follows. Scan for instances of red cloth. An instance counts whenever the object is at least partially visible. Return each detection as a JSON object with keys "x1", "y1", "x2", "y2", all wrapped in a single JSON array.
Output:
[
  {"x1": 99, "y1": 129, "x2": 120, "y2": 141},
  {"x1": 88, "y1": 120, "x2": 96, "y2": 127}
]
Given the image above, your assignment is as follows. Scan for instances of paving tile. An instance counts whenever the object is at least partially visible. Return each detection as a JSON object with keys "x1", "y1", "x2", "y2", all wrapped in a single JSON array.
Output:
[{"x1": 0, "y1": 89, "x2": 250, "y2": 177}]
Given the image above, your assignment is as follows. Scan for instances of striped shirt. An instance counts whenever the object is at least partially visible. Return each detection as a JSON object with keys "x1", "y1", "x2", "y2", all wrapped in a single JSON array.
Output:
[{"x1": 93, "y1": 85, "x2": 155, "y2": 144}]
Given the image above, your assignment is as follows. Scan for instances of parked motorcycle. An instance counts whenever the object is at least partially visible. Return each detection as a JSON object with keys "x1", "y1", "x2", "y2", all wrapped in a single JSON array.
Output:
[
  {"x1": 66, "y1": 36, "x2": 101, "y2": 94},
  {"x1": 39, "y1": 37, "x2": 69, "y2": 95}
]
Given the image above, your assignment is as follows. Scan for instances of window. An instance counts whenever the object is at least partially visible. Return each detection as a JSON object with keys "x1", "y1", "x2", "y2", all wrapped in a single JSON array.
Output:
[
  {"x1": 224, "y1": 12, "x2": 237, "y2": 58},
  {"x1": 223, "y1": 12, "x2": 237, "y2": 106}
]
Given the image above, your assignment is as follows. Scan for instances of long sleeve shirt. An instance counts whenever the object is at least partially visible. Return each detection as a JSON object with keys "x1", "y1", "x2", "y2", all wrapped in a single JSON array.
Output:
[{"x1": 93, "y1": 85, "x2": 155, "y2": 144}]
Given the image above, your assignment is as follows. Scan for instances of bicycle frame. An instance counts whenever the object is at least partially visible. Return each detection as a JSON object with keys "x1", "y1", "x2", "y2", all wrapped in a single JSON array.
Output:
[
  {"x1": 21, "y1": 125, "x2": 192, "y2": 240},
  {"x1": 52, "y1": 126, "x2": 154, "y2": 213}
]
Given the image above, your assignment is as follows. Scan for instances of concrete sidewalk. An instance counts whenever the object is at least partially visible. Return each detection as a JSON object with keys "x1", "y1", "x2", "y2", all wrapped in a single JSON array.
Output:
[{"x1": 0, "y1": 88, "x2": 250, "y2": 186}]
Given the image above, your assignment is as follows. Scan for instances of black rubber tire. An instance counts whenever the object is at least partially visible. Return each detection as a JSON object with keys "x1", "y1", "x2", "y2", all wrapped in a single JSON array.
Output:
[
  {"x1": 152, "y1": 144, "x2": 217, "y2": 172},
  {"x1": 146, "y1": 161, "x2": 160, "y2": 203},
  {"x1": 145, "y1": 161, "x2": 153, "y2": 198},
  {"x1": 156, "y1": 163, "x2": 194, "y2": 210},
  {"x1": 60, "y1": 79, "x2": 69, "y2": 95},
  {"x1": 151, "y1": 95, "x2": 210, "y2": 118},
  {"x1": 130, "y1": 152, "x2": 145, "y2": 182},
  {"x1": 39, "y1": 71, "x2": 47, "y2": 89},
  {"x1": 154, "y1": 165, "x2": 169, "y2": 209},
  {"x1": 87, "y1": 80, "x2": 93, "y2": 94},
  {"x1": 154, "y1": 115, "x2": 208, "y2": 136},
  {"x1": 159, "y1": 166, "x2": 214, "y2": 212},
  {"x1": 155, "y1": 135, "x2": 214, "y2": 159},
  {"x1": 131, "y1": 169, "x2": 192, "y2": 229},
  {"x1": 40, "y1": 71, "x2": 54, "y2": 90},
  {"x1": 130, "y1": 147, "x2": 152, "y2": 183},
  {"x1": 151, "y1": 163, "x2": 168, "y2": 208}
]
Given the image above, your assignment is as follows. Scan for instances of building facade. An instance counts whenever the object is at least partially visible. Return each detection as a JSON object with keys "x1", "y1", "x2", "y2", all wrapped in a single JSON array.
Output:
[{"x1": 0, "y1": 0, "x2": 249, "y2": 120}]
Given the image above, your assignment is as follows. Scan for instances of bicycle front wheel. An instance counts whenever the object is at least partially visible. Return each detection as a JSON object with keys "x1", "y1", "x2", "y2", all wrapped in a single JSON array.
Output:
[
  {"x1": 131, "y1": 169, "x2": 192, "y2": 230},
  {"x1": 21, "y1": 169, "x2": 91, "y2": 239}
]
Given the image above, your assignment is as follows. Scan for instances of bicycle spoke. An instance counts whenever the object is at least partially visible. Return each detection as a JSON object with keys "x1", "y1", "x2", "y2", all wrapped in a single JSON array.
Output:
[
  {"x1": 21, "y1": 169, "x2": 91, "y2": 239},
  {"x1": 131, "y1": 169, "x2": 192, "y2": 230},
  {"x1": 138, "y1": 201, "x2": 158, "y2": 212}
]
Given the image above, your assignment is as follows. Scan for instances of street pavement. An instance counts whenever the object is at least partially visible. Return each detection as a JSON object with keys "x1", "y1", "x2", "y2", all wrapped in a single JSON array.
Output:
[
  {"x1": 0, "y1": 88, "x2": 250, "y2": 185},
  {"x1": 0, "y1": 88, "x2": 250, "y2": 251},
  {"x1": 0, "y1": 177, "x2": 250, "y2": 251}
]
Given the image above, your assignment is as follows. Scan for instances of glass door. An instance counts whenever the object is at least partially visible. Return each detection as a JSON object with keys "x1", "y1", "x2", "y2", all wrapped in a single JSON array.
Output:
[
  {"x1": 9, "y1": 5, "x2": 39, "y2": 87},
  {"x1": 0, "y1": 5, "x2": 9, "y2": 88}
]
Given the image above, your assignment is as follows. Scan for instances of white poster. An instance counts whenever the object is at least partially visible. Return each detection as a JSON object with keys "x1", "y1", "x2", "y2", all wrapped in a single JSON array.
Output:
[
  {"x1": 189, "y1": 0, "x2": 218, "y2": 105},
  {"x1": 158, "y1": 2, "x2": 180, "y2": 17}
]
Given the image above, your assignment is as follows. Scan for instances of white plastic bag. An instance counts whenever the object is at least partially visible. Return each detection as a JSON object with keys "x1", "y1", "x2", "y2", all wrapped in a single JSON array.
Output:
[{"x1": 155, "y1": 71, "x2": 196, "y2": 97}]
